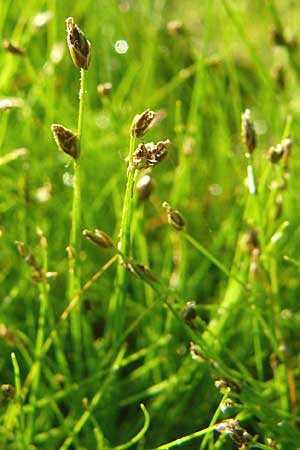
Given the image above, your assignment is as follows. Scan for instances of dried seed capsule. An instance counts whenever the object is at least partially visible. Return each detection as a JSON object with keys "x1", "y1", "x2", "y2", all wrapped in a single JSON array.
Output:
[
  {"x1": 241, "y1": 109, "x2": 256, "y2": 154},
  {"x1": 215, "y1": 419, "x2": 252, "y2": 446},
  {"x1": 132, "y1": 143, "x2": 149, "y2": 170},
  {"x1": 66, "y1": 17, "x2": 91, "y2": 70},
  {"x1": 82, "y1": 229, "x2": 114, "y2": 249},
  {"x1": 97, "y1": 82, "x2": 112, "y2": 97},
  {"x1": 271, "y1": 27, "x2": 287, "y2": 46},
  {"x1": 1, "y1": 384, "x2": 15, "y2": 401},
  {"x1": 147, "y1": 140, "x2": 170, "y2": 164},
  {"x1": 132, "y1": 140, "x2": 171, "y2": 170},
  {"x1": 3, "y1": 39, "x2": 25, "y2": 56},
  {"x1": 137, "y1": 171, "x2": 155, "y2": 200},
  {"x1": 268, "y1": 144, "x2": 284, "y2": 164},
  {"x1": 183, "y1": 301, "x2": 197, "y2": 326},
  {"x1": 15, "y1": 241, "x2": 44, "y2": 282},
  {"x1": 213, "y1": 377, "x2": 240, "y2": 394},
  {"x1": 162, "y1": 201, "x2": 185, "y2": 231},
  {"x1": 122, "y1": 259, "x2": 157, "y2": 283},
  {"x1": 220, "y1": 398, "x2": 235, "y2": 413},
  {"x1": 131, "y1": 109, "x2": 156, "y2": 138},
  {"x1": 51, "y1": 124, "x2": 79, "y2": 159},
  {"x1": 167, "y1": 20, "x2": 184, "y2": 36}
]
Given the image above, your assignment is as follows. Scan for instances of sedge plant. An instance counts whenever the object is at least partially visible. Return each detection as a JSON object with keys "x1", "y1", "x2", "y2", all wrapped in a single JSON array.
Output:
[{"x1": 51, "y1": 17, "x2": 91, "y2": 373}]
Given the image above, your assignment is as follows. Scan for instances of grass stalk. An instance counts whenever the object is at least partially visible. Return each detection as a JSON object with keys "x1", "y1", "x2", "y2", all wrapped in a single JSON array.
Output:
[
  {"x1": 69, "y1": 68, "x2": 87, "y2": 372},
  {"x1": 107, "y1": 132, "x2": 137, "y2": 342},
  {"x1": 11, "y1": 352, "x2": 26, "y2": 450},
  {"x1": 182, "y1": 230, "x2": 248, "y2": 289}
]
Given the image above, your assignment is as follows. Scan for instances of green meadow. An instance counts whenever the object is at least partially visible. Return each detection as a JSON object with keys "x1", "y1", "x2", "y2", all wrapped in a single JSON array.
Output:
[{"x1": 1, "y1": 0, "x2": 300, "y2": 448}]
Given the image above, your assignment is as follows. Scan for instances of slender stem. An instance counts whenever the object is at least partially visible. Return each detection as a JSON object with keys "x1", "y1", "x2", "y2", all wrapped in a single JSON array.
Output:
[
  {"x1": 26, "y1": 281, "x2": 48, "y2": 444},
  {"x1": 118, "y1": 134, "x2": 137, "y2": 254},
  {"x1": 107, "y1": 133, "x2": 137, "y2": 342},
  {"x1": 11, "y1": 352, "x2": 26, "y2": 450},
  {"x1": 114, "y1": 404, "x2": 150, "y2": 450},
  {"x1": 154, "y1": 425, "x2": 216, "y2": 450},
  {"x1": 69, "y1": 68, "x2": 87, "y2": 372},
  {"x1": 199, "y1": 389, "x2": 230, "y2": 450},
  {"x1": 27, "y1": 233, "x2": 49, "y2": 444},
  {"x1": 58, "y1": 347, "x2": 126, "y2": 450},
  {"x1": 182, "y1": 230, "x2": 248, "y2": 289},
  {"x1": 245, "y1": 152, "x2": 266, "y2": 250}
]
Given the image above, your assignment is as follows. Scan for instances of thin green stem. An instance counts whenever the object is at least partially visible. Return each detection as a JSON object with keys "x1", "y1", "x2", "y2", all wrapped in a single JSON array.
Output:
[
  {"x1": 26, "y1": 233, "x2": 49, "y2": 444},
  {"x1": 199, "y1": 390, "x2": 230, "y2": 450},
  {"x1": 154, "y1": 425, "x2": 216, "y2": 450},
  {"x1": 11, "y1": 352, "x2": 26, "y2": 450},
  {"x1": 58, "y1": 346, "x2": 126, "y2": 450},
  {"x1": 107, "y1": 133, "x2": 137, "y2": 342},
  {"x1": 182, "y1": 230, "x2": 248, "y2": 289},
  {"x1": 26, "y1": 281, "x2": 48, "y2": 445},
  {"x1": 69, "y1": 68, "x2": 87, "y2": 373},
  {"x1": 113, "y1": 404, "x2": 150, "y2": 450}
]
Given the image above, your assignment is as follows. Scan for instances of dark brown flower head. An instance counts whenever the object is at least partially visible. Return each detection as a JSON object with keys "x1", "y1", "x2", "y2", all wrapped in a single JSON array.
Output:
[
  {"x1": 271, "y1": 27, "x2": 287, "y2": 46},
  {"x1": 183, "y1": 301, "x2": 197, "y2": 326},
  {"x1": 66, "y1": 17, "x2": 91, "y2": 70},
  {"x1": 241, "y1": 109, "x2": 256, "y2": 154},
  {"x1": 15, "y1": 241, "x2": 44, "y2": 282},
  {"x1": 268, "y1": 144, "x2": 284, "y2": 164},
  {"x1": 162, "y1": 201, "x2": 185, "y2": 231},
  {"x1": 51, "y1": 124, "x2": 79, "y2": 159},
  {"x1": 147, "y1": 140, "x2": 170, "y2": 164},
  {"x1": 132, "y1": 143, "x2": 148, "y2": 170},
  {"x1": 82, "y1": 229, "x2": 114, "y2": 249},
  {"x1": 122, "y1": 259, "x2": 157, "y2": 283},
  {"x1": 215, "y1": 419, "x2": 252, "y2": 447},
  {"x1": 3, "y1": 39, "x2": 25, "y2": 56},
  {"x1": 132, "y1": 140, "x2": 170, "y2": 170},
  {"x1": 131, "y1": 109, "x2": 156, "y2": 138}
]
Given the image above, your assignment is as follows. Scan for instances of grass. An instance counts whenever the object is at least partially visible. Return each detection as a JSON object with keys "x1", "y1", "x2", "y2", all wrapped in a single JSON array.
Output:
[{"x1": 1, "y1": 0, "x2": 300, "y2": 449}]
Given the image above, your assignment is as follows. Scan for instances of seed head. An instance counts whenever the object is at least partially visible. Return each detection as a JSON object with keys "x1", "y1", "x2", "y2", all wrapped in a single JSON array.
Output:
[
  {"x1": 213, "y1": 377, "x2": 240, "y2": 394},
  {"x1": 97, "y1": 82, "x2": 112, "y2": 97},
  {"x1": 183, "y1": 301, "x2": 197, "y2": 326},
  {"x1": 82, "y1": 229, "x2": 114, "y2": 249},
  {"x1": 167, "y1": 20, "x2": 184, "y2": 36},
  {"x1": 162, "y1": 201, "x2": 185, "y2": 231},
  {"x1": 132, "y1": 140, "x2": 171, "y2": 170},
  {"x1": 3, "y1": 39, "x2": 25, "y2": 56},
  {"x1": 271, "y1": 27, "x2": 287, "y2": 46},
  {"x1": 15, "y1": 241, "x2": 44, "y2": 282},
  {"x1": 51, "y1": 124, "x2": 79, "y2": 159},
  {"x1": 122, "y1": 259, "x2": 157, "y2": 283},
  {"x1": 136, "y1": 171, "x2": 155, "y2": 200},
  {"x1": 66, "y1": 17, "x2": 91, "y2": 70},
  {"x1": 268, "y1": 144, "x2": 284, "y2": 164},
  {"x1": 215, "y1": 420, "x2": 252, "y2": 447},
  {"x1": 220, "y1": 398, "x2": 235, "y2": 413},
  {"x1": 1, "y1": 384, "x2": 15, "y2": 401},
  {"x1": 131, "y1": 109, "x2": 156, "y2": 138},
  {"x1": 241, "y1": 109, "x2": 256, "y2": 154}
]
